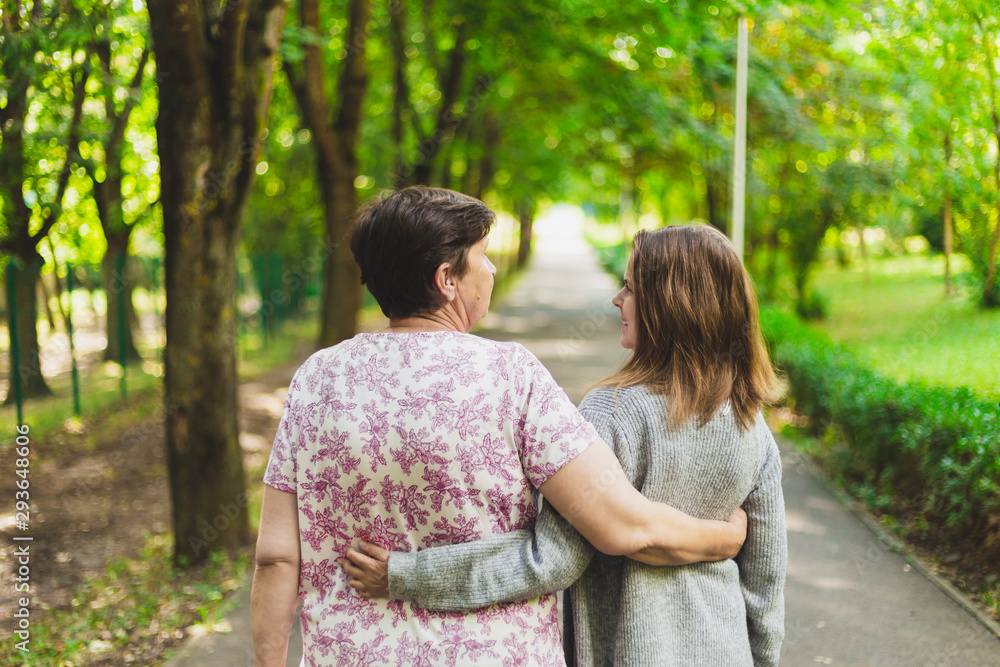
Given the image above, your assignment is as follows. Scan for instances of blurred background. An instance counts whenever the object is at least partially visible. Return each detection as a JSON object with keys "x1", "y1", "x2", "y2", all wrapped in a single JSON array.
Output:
[{"x1": 1, "y1": 0, "x2": 998, "y2": 663}]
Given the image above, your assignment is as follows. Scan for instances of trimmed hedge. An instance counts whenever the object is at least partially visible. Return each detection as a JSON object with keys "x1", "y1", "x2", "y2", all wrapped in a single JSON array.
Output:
[{"x1": 761, "y1": 308, "x2": 1000, "y2": 544}]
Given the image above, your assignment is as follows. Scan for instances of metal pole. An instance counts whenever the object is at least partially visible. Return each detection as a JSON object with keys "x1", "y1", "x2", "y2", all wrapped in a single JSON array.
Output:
[
  {"x1": 65, "y1": 264, "x2": 82, "y2": 417},
  {"x1": 730, "y1": 16, "x2": 749, "y2": 262},
  {"x1": 6, "y1": 262, "x2": 24, "y2": 425}
]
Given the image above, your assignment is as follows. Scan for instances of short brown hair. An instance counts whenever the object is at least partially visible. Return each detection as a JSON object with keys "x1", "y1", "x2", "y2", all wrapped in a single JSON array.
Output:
[
  {"x1": 597, "y1": 225, "x2": 777, "y2": 430},
  {"x1": 349, "y1": 186, "x2": 495, "y2": 320}
]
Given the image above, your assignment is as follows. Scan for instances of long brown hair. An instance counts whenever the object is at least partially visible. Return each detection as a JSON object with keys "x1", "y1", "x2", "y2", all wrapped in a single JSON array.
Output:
[{"x1": 596, "y1": 225, "x2": 777, "y2": 430}]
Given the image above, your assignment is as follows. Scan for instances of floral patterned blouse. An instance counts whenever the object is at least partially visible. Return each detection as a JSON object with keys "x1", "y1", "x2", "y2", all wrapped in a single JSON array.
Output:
[{"x1": 264, "y1": 331, "x2": 597, "y2": 666}]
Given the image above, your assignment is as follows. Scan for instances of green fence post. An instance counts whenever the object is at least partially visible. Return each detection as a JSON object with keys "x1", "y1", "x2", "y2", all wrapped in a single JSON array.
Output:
[
  {"x1": 115, "y1": 253, "x2": 127, "y2": 398},
  {"x1": 6, "y1": 261, "x2": 24, "y2": 425},
  {"x1": 65, "y1": 264, "x2": 82, "y2": 417},
  {"x1": 252, "y1": 255, "x2": 267, "y2": 349}
]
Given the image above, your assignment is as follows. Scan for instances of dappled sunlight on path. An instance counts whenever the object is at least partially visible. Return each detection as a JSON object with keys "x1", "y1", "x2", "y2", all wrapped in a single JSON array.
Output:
[
  {"x1": 479, "y1": 203, "x2": 626, "y2": 403},
  {"x1": 778, "y1": 446, "x2": 1000, "y2": 665}
]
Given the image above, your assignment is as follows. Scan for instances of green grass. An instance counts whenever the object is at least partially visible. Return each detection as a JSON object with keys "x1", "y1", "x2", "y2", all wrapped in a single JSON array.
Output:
[
  {"x1": 0, "y1": 363, "x2": 164, "y2": 449},
  {"x1": 809, "y1": 253, "x2": 1000, "y2": 400},
  {"x1": 236, "y1": 314, "x2": 319, "y2": 378},
  {"x1": 0, "y1": 535, "x2": 253, "y2": 667}
]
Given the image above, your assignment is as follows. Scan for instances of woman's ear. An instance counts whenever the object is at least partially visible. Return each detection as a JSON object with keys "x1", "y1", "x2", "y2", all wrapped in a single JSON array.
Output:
[{"x1": 433, "y1": 262, "x2": 457, "y2": 302}]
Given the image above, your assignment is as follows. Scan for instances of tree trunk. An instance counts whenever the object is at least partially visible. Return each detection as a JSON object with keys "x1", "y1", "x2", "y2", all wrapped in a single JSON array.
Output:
[
  {"x1": 92, "y1": 126, "x2": 141, "y2": 363},
  {"x1": 985, "y1": 115, "x2": 1000, "y2": 306},
  {"x1": 476, "y1": 112, "x2": 499, "y2": 201},
  {"x1": 92, "y1": 42, "x2": 148, "y2": 362},
  {"x1": 162, "y1": 207, "x2": 246, "y2": 563},
  {"x1": 102, "y1": 232, "x2": 141, "y2": 363},
  {"x1": 460, "y1": 116, "x2": 479, "y2": 195},
  {"x1": 401, "y1": 22, "x2": 469, "y2": 187},
  {"x1": 45, "y1": 237, "x2": 68, "y2": 326},
  {"x1": 0, "y1": 29, "x2": 87, "y2": 400},
  {"x1": 148, "y1": 0, "x2": 288, "y2": 565},
  {"x1": 440, "y1": 144, "x2": 453, "y2": 190},
  {"x1": 4, "y1": 254, "x2": 53, "y2": 403},
  {"x1": 977, "y1": 18, "x2": 1000, "y2": 306},
  {"x1": 38, "y1": 270, "x2": 56, "y2": 332},
  {"x1": 286, "y1": 0, "x2": 371, "y2": 348},
  {"x1": 320, "y1": 163, "x2": 364, "y2": 346},
  {"x1": 389, "y1": 0, "x2": 409, "y2": 188},
  {"x1": 516, "y1": 203, "x2": 534, "y2": 268}
]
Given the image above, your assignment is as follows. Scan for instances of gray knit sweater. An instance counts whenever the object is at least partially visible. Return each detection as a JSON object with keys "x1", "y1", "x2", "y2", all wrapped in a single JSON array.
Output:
[{"x1": 389, "y1": 385, "x2": 787, "y2": 666}]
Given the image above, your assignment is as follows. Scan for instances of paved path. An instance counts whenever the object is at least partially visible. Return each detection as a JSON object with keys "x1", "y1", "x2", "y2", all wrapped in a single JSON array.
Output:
[{"x1": 165, "y1": 205, "x2": 1000, "y2": 665}]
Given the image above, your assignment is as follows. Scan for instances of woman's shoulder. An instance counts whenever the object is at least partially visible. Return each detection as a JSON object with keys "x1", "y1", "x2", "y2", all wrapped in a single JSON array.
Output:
[
  {"x1": 461, "y1": 336, "x2": 547, "y2": 371},
  {"x1": 579, "y1": 384, "x2": 661, "y2": 423},
  {"x1": 464, "y1": 333, "x2": 527, "y2": 354},
  {"x1": 748, "y1": 409, "x2": 780, "y2": 450}
]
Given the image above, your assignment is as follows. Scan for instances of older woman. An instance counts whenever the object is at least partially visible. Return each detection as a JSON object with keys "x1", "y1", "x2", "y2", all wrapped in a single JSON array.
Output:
[
  {"x1": 251, "y1": 189, "x2": 747, "y2": 667},
  {"x1": 345, "y1": 224, "x2": 787, "y2": 666}
]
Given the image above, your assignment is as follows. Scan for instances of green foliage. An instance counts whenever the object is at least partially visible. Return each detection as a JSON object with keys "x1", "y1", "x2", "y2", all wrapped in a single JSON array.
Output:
[
  {"x1": 810, "y1": 253, "x2": 999, "y2": 398},
  {"x1": 587, "y1": 237, "x2": 630, "y2": 285},
  {"x1": 959, "y1": 216, "x2": 1000, "y2": 307},
  {"x1": 762, "y1": 307, "x2": 1000, "y2": 545},
  {"x1": 0, "y1": 362, "x2": 162, "y2": 450},
  {"x1": 794, "y1": 287, "x2": 829, "y2": 320},
  {"x1": 0, "y1": 534, "x2": 252, "y2": 667},
  {"x1": 915, "y1": 206, "x2": 946, "y2": 254},
  {"x1": 861, "y1": 1, "x2": 1000, "y2": 308}
]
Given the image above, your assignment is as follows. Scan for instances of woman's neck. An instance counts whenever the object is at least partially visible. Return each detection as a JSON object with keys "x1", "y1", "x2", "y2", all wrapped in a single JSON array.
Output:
[{"x1": 383, "y1": 310, "x2": 465, "y2": 333}]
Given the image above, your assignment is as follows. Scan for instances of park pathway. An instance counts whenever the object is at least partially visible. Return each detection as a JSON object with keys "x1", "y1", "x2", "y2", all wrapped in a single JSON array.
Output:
[{"x1": 165, "y1": 206, "x2": 1000, "y2": 666}]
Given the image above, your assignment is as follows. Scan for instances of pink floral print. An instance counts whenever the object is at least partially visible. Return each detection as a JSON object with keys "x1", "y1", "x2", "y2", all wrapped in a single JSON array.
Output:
[{"x1": 264, "y1": 331, "x2": 595, "y2": 666}]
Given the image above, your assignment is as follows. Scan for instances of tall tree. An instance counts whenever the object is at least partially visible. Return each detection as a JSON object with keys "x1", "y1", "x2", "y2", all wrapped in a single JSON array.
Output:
[
  {"x1": 284, "y1": 0, "x2": 371, "y2": 347},
  {"x1": 84, "y1": 5, "x2": 151, "y2": 363},
  {"x1": 392, "y1": 0, "x2": 477, "y2": 188},
  {"x1": 0, "y1": 0, "x2": 87, "y2": 401},
  {"x1": 146, "y1": 0, "x2": 288, "y2": 565},
  {"x1": 976, "y1": 14, "x2": 1000, "y2": 306}
]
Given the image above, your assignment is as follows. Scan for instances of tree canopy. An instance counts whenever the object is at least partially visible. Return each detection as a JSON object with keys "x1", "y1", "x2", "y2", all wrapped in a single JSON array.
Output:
[{"x1": 4, "y1": 0, "x2": 1000, "y2": 561}]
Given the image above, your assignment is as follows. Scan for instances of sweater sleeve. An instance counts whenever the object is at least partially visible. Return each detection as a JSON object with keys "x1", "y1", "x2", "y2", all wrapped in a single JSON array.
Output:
[
  {"x1": 388, "y1": 500, "x2": 596, "y2": 611},
  {"x1": 736, "y1": 425, "x2": 788, "y2": 666}
]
